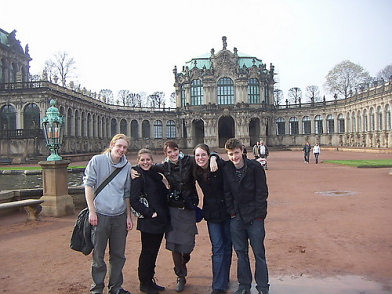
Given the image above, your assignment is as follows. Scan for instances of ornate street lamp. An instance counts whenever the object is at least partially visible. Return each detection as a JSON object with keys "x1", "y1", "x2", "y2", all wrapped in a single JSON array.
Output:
[{"x1": 41, "y1": 100, "x2": 64, "y2": 161}]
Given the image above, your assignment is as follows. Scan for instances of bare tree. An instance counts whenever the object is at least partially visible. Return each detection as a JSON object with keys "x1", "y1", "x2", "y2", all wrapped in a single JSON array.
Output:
[
  {"x1": 288, "y1": 87, "x2": 302, "y2": 104},
  {"x1": 170, "y1": 92, "x2": 176, "y2": 108},
  {"x1": 148, "y1": 91, "x2": 165, "y2": 108},
  {"x1": 117, "y1": 90, "x2": 131, "y2": 106},
  {"x1": 305, "y1": 85, "x2": 321, "y2": 102},
  {"x1": 273, "y1": 89, "x2": 284, "y2": 106},
  {"x1": 44, "y1": 52, "x2": 76, "y2": 87},
  {"x1": 324, "y1": 60, "x2": 370, "y2": 99},
  {"x1": 99, "y1": 89, "x2": 114, "y2": 104},
  {"x1": 377, "y1": 64, "x2": 392, "y2": 82}
]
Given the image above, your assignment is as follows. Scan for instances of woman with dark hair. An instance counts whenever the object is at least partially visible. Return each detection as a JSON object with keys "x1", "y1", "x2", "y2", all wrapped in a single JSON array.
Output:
[
  {"x1": 193, "y1": 143, "x2": 232, "y2": 294},
  {"x1": 147, "y1": 140, "x2": 216, "y2": 292},
  {"x1": 130, "y1": 148, "x2": 169, "y2": 294}
]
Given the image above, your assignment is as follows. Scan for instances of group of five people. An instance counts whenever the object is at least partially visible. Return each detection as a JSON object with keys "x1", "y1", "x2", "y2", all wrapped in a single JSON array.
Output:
[{"x1": 83, "y1": 134, "x2": 270, "y2": 294}]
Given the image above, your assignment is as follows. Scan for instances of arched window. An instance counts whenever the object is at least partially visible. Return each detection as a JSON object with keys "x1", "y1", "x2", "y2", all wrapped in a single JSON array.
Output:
[
  {"x1": 10, "y1": 63, "x2": 17, "y2": 83},
  {"x1": 81, "y1": 112, "x2": 86, "y2": 137},
  {"x1": 276, "y1": 117, "x2": 285, "y2": 135},
  {"x1": 190, "y1": 79, "x2": 204, "y2": 105},
  {"x1": 357, "y1": 111, "x2": 362, "y2": 132},
  {"x1": 289, "y1": 117, "x2": 299, "y2": 135},
  {"x1": 326, "y1": 114, "x2": 334, "y2": 133},
  {"x1": 181, "y1": 84, "x2": 187, "y2": 107},
  {"x1": 154, "y1": 120, "x2": 163, "y2": 139},
  {"x1": 346, "y1": 112, "x2": 350, "y2": 133},
  {"x1": 131, "y1": 120, "x2": 138, "y2": 139},
  {"x1": 377, "y1": 106, "x2": 383, "y2": 131},
  {"x1": 0, "y1": 104, "x2": 17, "y2": 130},
  {"x1": 217, "y1": 77, "x2": 234, "y2": 104},
  {"x1": 338, "y1": 113, "x2": 345, "y2": 133},
  {"x1": 87, "y1": 113, "x2": 92, "y2": 137},
  {"x1": 386, "y1": 104, "x2": 391, "y2": 130},
  {"x1": 363, "y1": 110, "x2": 368, "y2": 132},
  {"x1": 75, "y1": 110, "x2": 80, "y2": 136},
  {"x1": 110, "y1": 118, "x2": 117, "y2": 137},
  {"x1": 67, "y1": 108, "x2": 73, "y2": 136},
  {"x1": 315, "y1": 115, "x2": 323, "y2": 134},
  {"x1": 166, "y1": 120, "x2": 176, "y2": 139},
  {"x1": 248, "y1": 78, "x2": 260, "y2": 104},
  {"x1": 351, "y1": 111, "x2": 356, "y2": 132},
  {"x1": 120, "y1": 119, "x2": 127, "y2": 135},
  {"x1": 142, "y1": 120, "x2": 150, "y2": 139},
  {"x1": 369, "y1": 107, "x2": 375, "y2": 131},
  {"x1": 24, "y1": 103, "x2": 40, "y2": 129},
  {"x1": 302, "y1": 116, "x2": 311, "y2": 134}
]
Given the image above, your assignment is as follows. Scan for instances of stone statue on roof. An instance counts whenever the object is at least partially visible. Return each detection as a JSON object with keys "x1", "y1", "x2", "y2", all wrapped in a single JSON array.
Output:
[{"x1": 222, "y1": 36, "x2": 227, "y2": 50}]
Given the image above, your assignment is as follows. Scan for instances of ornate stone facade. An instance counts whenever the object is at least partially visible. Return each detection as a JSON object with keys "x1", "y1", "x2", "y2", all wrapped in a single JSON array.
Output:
[{"x1": 0, "y1": 33, "x2": 391, "y2": 161}]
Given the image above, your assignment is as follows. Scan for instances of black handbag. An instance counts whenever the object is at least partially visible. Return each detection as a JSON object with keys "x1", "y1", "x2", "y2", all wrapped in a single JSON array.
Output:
[
  {"x1": 70, "y1": 165, "x2": 125, "y2": 255},
  {"x1": 131, "y1": 174, "x2": 149, "y2": 218}
]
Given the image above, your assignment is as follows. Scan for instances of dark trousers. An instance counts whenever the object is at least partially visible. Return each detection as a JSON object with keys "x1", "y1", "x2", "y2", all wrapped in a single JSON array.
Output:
[
  {"x1": 314, "y1": 153, "x2": 319, "y2": 163},
  {"x1": 139, "y1": 231, "x2": 164, "y2": 285},
  {"x1": 304, "y1": 152, "x2": 310, "y2": 163},
  {"x1": 172, "y1": 251, "x2": 191, "y2": 277}
]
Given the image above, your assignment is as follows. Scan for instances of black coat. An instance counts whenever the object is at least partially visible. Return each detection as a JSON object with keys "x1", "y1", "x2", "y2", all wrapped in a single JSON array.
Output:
[
  {"x1": 152, "y1": 154, "x2": 198, "y2": 210},
  {"x1": 222, "y1": 156, "x2": 268, "y2": 224},
  {"x1": 130, "y1": 166, "x2": 169, "y2": 234},
  {"x1": 195, "y1": 158, "x2": 230, "y2": 223}
]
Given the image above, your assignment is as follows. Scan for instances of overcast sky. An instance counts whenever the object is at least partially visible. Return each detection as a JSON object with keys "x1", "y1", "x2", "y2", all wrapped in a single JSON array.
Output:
[{"x1": 2, "y1": 0, "x2": 392, "y2": 103}]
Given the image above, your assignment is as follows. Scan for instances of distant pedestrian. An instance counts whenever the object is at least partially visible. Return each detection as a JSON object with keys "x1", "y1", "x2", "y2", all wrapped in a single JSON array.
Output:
[
  {"x1": 313, "y1": 143, "x2": 321, "y2": 164},
  {"x1": 303, "y1": 142, "x2": 311, "y2": 163},
  {"x1": 259, "y1": 141, "x2": 269, "y2": 170},
  {"x1": 252, "y1": 141, "x2": 260, "y2": 159}
]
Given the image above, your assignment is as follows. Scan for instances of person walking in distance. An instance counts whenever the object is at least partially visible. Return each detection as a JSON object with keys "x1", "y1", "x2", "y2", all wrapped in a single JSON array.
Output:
[
  {"x1": 303, "y1": 141, "x2": 311, "y2": 163},
  {"x1": 84, "y1": 134, "x2": 133, "y2": 294},
  {"x1": 252, "y1": 141, "x2": 260, "y2": 159},
  {"x1": 313, "y1": 143, "x2": 321, "y2": 164},
  {"x1": 258, "y1": 141, "x2": 269, "y2": 170},
  {"x1": 222, "y1": 138, "x2": 270, "y2": 294}
]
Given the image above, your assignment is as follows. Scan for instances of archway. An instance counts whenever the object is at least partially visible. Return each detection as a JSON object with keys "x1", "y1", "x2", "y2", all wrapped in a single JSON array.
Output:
[
  {"x1": 218, "y1": 116, "x2": 235, "y2": 147},
  {"x1": 193, "y1": 119, "x2": 205, "y2": 144},
  {"x1": 249, "y1": 117, "x2": 260, "y2": 146}
]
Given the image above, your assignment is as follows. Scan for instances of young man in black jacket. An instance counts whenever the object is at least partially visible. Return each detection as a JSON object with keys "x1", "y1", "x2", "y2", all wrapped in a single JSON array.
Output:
[{"x1": 222, "y1": 138, "x2": 269, "y2": 294}]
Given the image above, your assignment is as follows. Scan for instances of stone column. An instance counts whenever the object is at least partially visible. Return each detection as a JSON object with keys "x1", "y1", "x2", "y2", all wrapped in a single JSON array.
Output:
[{"x1": 39, "y1": 160, "x2": 75, "y2": 217}]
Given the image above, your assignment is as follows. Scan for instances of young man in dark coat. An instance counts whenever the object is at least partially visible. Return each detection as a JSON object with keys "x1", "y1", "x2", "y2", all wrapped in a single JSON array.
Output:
[{"x1": 222, "y1": 138, "x2": 269, "y2": 294}]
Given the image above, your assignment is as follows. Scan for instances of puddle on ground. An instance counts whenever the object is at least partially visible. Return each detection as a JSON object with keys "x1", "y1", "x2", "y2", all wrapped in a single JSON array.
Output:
[
  {"x1": 316, "y1": 191, "x2": 357, "y2": 197},
  {"x1": 263, "y1": 275, "x2": 392, "y2": 294}
]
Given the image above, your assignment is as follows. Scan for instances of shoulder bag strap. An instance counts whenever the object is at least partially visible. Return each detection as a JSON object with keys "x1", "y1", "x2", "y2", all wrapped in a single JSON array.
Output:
[{"x1": 94, "y1": 164, "x2": 127, "y2": 198}]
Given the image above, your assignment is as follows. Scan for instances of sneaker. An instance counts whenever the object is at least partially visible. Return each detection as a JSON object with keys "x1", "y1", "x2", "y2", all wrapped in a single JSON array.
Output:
[
  {"x1": 176, "y1": 277, "x2": 186, "y2": 292},
  {"x1": 234, "y1": 290, "x2": 250, "y2": 294}
]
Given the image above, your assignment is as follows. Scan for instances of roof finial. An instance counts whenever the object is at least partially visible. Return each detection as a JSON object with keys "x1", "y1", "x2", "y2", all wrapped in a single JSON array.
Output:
[{"x1": 222, "y1": 36, "x2": 227, "y2": 50}]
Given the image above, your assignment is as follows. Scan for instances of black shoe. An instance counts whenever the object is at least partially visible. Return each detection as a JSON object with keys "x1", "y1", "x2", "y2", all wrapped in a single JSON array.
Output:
[
  {"x1": 211, "y1": 290, "x2": 226, "y2": 294},
  {"x1": 151, "y1": 281, "x2": 165, "y2": 291},
  {"x1": 114, "y1": 289, "x2": 131, "y2": 294},
  {"x1": 140, "y1": 284, "x2": 159, "y2": 294},
  {"x1": 176, "y1": 277, "x2": 186, "y2": 292}
]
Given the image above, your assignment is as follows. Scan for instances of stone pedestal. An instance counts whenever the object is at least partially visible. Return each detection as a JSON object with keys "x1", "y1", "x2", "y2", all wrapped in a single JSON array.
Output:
[{"x1": 39, "y1": 160, "x2": 75, "y2": 217}]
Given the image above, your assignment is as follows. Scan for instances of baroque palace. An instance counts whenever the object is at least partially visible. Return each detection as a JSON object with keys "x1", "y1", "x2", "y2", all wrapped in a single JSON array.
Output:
[{"x1": 1, "y1": 30, "x2": 391, "y2": 162}]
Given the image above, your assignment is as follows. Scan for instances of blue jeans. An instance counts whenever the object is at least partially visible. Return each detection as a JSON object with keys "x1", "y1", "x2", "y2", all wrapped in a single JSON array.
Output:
[
  {"x1": 230, "y1": 217, "x2": 269, "y2": 293},
  {"x1": 207, "y1": 219, "x2": 232, "y2": 291}
]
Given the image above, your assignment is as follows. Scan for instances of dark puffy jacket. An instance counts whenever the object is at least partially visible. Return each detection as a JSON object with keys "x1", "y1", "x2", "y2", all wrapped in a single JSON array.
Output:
[
  {"x1": 130, "y1": 166, "x2": 170, "y2": 234},
  {"x1": 196, "y1": 158, "x2": 230, "y2": 223},
  {"x1": 222, "y1": 156, "x2": 268, "y2": 224},
  {"x1": 152, "y1": 154, "x2": 198, "y2": 210}
]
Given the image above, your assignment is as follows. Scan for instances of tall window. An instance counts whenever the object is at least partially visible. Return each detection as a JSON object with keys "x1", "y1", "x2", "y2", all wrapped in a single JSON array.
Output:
[
  {"x1": 248, "y1": 78, "x2": 260, "y2": 104},
  {"x1": 181, "y1": 84, "x2": 187, "y2": 107},
  {"x1": 357, "y1": 111, "x2": 362, "y2": 132},
  {"x1": 10, "y1": 63, "x2": 17, "y2": 83},
  {"x1": 24, "y1": 103, "x2": 40, "y2": 129},
  {"x1": 315, "y1": 115, "x2": 323, "y2": 134},
  {"x1": 67, "y1": 108, "x2": 73, "y2": 136},
  {"x1": 289, "y1": 117, "x2": 299, "y2": 135},
  {"x1": 363, "y1": 110, "x2": 368, "y2": 132},
  {"x1": 377, "y1": 106, "x2": 382, "y2": 131},
  {"x1": 120, "y1": 119, "x2": 127, "y2": 135},
  {"x1": 142, "y1": 120, "x2": 150, "y2": 139},
  {"x1": 217, "y1": 77, "x2": 234, "y2": 104},
  {"x1": 326, "y1": 114, "x2": 334, "y2": 133},
  {"x1": 81, "y1": 112, "x2": 86, "y2": 137},
  {"x1": 0, "y1": 104, "x2": 17, "y2": 129},
  {"x1": 166, "y1": 120, "x2": 176, "y2": 138},
  {"x1": 110, "y1": 118, "x2": 117, "y2": 138},
  {"x1": 337, "y1": 114, "x2": 345, "y2": 133},
  {"x1": 370, "y1": 108, "x2": 375, "y2": 131},
  {"x1": 302, "y1": 116, "x2": 311, "y2": 134},
  {"x1": 386, "y1": 104, "x2": 391, "y2": 130},
  {"x1": 154, "y1": 120, "x2": 163, "y2": 139},
  {"x1": 190, "y1": 79, "x2": 204, "y2": 105},
  {"x1": 131, "y1": 120, "x2": 139, "y2": 139},
  {"x1": 0, "y1": 59, "x2": 4, "y2": 83},
  {"x1": 351, "y1": 111, "x2": 356, "y2": 132},
  {"x1": 276, "y1": 117, "x2": 285, "y2": 135},
  {"x1": 346, "y1": 112, "x2": 350, "y2": 133}
]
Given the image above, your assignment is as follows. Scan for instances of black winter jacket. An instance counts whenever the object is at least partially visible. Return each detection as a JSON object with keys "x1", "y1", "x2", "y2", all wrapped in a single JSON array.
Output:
[
  {"x1": 130, "y1": 166, "x2": 170, "y2": 234},
  {"x1": 152, "y1": 154, "x2": 198, "y2": 210},
  {"x1": 195, "y1": 158, "x2": 230, "y2": 223},
  {"x1": 222, "y1": 156, "x2": 268, "y2": 224}
]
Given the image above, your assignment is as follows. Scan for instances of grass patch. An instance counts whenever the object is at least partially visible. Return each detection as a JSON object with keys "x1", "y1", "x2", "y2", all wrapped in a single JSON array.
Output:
[
  {"x1": 324, "y1": 159, "x2": 392, "y2": 168},
  {"x1": 0, "y1": 165, "x2": 86, "y2": 171}
]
